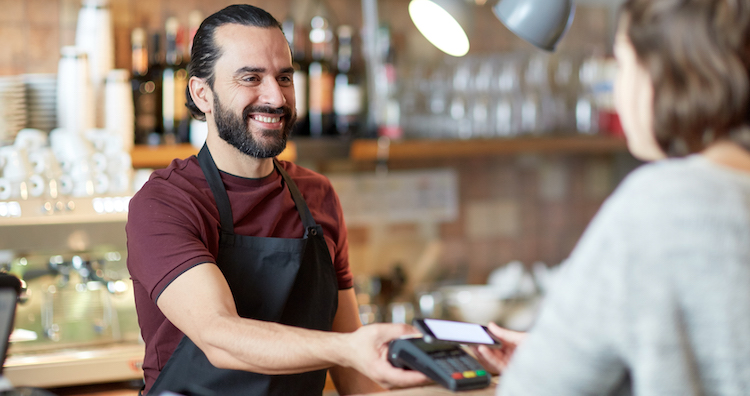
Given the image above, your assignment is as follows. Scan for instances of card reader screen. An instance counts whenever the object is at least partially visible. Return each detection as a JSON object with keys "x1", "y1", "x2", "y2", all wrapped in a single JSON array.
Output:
[{"x1": 424, "y1": 319, "x2": 495, "y2": 344}]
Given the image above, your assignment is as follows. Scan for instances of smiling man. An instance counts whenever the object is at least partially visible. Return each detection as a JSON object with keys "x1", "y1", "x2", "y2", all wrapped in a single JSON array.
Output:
[{"x1": 126, "y1": 5, "x2": 427, "y2": 396}]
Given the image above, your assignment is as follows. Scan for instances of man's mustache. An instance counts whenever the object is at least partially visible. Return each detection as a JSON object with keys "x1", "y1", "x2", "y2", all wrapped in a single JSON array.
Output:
[{"x1": 243, "y1": 105, "x2": 291, "y2": 119}]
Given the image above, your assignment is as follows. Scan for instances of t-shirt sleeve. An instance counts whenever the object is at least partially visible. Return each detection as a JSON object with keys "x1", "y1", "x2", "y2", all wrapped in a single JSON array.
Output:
[
  {"x1": 126, "y1": 178, "x2": 216, "y2": 302},
  {"x1": 498, "y1": 185, "x2": 633, "y2": 395},
  {"x1": 326, "y1": 179, "x2": 354, "y2": 290}
]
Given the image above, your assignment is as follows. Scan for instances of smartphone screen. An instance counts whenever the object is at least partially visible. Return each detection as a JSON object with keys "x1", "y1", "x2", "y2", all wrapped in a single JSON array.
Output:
[{"x1": 418, "y1": 318, "x2": 500, "y2": 346}]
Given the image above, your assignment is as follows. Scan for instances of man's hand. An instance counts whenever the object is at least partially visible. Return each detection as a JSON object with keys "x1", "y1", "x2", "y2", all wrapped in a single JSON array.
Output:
[
  {"x1": 341, "y1": 323, "x2": 430, "y2": 389},
  {"x1": 472, "y1": 322, "x2": 527, "y2": 375}
]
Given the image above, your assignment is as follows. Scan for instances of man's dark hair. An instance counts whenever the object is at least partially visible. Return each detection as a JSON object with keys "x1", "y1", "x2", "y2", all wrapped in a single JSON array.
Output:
[{"x1": 185, "y1": 4, "x2": 283, "y2": 121}]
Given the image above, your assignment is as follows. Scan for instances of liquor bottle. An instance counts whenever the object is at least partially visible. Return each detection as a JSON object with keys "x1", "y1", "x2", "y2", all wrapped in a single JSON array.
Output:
[
  {"x1": 283, "y1": 15, "x2": 310, "y2": 137},
  {"x1": 131, "y1": 28, "x2": 162, "y2": 145},
  {"x1": 162, "y1": 17, "x2": 189, "y2": 144},
  {"x1": 187, "y1": 10, "x2": 203, "y2": 58},
  {"x1": 307, "y1": 1, "x2": 336, "y2": 137},
  {"x1": 333, "y1": 25, "x2": 363, "y2": 136},
  {"x1": 148, "y1": 32, "x2": 164, "y2": 145}
]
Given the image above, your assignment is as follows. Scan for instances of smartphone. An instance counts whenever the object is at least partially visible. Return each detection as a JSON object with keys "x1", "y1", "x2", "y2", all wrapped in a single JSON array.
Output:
[{"x1": 413, "y1": 318, "x2": 502, "y2": 347}]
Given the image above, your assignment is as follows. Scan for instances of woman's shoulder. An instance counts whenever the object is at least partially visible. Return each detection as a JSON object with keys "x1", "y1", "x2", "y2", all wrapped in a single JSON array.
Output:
[
  {"x1": 596, "y1": 156, "x2": 750, "y2": 238},
  {"x1": 615, "y1": 156, "x2": 750, "y2": 203}
]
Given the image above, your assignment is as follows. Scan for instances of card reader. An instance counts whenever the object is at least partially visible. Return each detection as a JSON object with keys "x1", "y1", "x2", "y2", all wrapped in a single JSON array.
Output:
[{"x1": 387, "y1": 337, "x2": 492, "y2": 392}]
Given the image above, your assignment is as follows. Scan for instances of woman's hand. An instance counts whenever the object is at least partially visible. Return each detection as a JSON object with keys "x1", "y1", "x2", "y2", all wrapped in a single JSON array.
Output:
[{"x1": 472, "y1": 322, "x2": 527, "y2": 375}]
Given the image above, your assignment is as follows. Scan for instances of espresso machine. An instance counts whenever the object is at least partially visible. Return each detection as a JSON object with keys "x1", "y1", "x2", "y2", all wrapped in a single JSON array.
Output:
[{"x1": 0, "y1": 196, "x2": 143, "y2": 388}]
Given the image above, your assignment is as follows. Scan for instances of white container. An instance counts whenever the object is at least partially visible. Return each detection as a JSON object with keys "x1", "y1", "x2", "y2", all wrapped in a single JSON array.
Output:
[
  {"x1": 56, "y1": 46, "x2": 95, "y2": 134},
  {"x1": 104, "y1": 69, "x2": 135, "y2": 153},
  {"x1": 76, "y1": 0, "x2": 114, "y2": 128}
]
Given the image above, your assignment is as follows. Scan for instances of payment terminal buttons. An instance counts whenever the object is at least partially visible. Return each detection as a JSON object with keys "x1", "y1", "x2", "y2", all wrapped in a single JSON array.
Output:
[{"x1": 387, "y1": 337, "x2": 491, "y2": 391}]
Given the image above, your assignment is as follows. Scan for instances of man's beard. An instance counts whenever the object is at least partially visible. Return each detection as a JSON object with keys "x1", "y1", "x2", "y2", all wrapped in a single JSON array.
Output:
[{"x1": 213, "y1": 93, "x2": 296, "y2": 158}]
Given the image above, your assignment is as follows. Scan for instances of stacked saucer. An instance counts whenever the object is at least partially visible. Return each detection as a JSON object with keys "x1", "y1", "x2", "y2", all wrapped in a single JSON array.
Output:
[
  {"x1": 23, "y1": 74, "x2": 58, "y2": 133},
  {"x1": 0, "y1": 76, "x2": 27, "y2": 145}
]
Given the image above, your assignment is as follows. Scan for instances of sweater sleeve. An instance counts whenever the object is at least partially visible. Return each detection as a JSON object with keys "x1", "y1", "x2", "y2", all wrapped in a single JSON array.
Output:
[
  {"x1": 498, "y1": 157, "x2": 750, "y2": 395},
  {"x1": 497, "y1": 188, "x2": 631, "y2": 396}
]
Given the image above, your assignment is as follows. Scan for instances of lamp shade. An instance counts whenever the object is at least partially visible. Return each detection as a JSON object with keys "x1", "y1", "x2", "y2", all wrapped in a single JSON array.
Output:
[
  {"x1": 493, "y1": 0, "x2": 575, "y2": 51},
  {"x1": 409, "y1": 0, "x2": 471, "y2": 57}
]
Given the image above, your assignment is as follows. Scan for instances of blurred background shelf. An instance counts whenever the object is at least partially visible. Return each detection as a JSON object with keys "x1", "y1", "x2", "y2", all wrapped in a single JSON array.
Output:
[
  {"x1": 130, "y1": 136, "x2": 627, "y2": 168},
  {"x1": 130, "y1": 141, "x2": 298, "y2": 169},
  {"x1": 349, "y1": 135, "x2": 628, "y2": 161}
]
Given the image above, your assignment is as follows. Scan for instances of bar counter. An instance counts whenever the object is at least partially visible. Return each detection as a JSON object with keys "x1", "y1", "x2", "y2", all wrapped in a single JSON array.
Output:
[
  {"x1": 41, "y1": 380, "x2": 499, "y2": 396},
  {"x1": 353, "y1": 379, "x2": 499, "y2": 396}
]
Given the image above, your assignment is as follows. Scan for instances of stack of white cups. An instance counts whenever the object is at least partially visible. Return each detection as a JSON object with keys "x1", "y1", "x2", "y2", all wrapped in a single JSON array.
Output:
[
  {"x1": 104, "y1": 69, "x2": 135, "y2": 153},
  {"x1": 0, "y1": 129, "x2": 53, "y2": 200},
  {"x1": 75, "y1": 0, "x2": 114, "y2": 128},
  {"x1": 85, "y1": 128, "x2": 132, "y2": 195},
  {"x1": 0, "y1": 128, "x2": 133, "y2": 201},
  {"x1": 49, "y1": 128, "x2": 98, "y2": 197}
]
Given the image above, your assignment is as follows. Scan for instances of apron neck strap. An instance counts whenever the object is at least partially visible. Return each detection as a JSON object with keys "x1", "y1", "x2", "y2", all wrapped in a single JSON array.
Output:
[
  {"x1": 198, "y1": 144, "x2": 319, "y2": 235},
  {"x1": 273, "y1": 159, "x2": 318, "y2": 232},
  {"x1": 198, "y1": 144, "x2": 235, "y2": 233}
]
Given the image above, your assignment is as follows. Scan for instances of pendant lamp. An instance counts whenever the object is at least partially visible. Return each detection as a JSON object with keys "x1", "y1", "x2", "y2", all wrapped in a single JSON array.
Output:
[
  {"x1": 408, "y1": 0, "x2": 472, "y2": 57},
  {"x1": 492, "y1": 0, "x2": 575, "y2": 51}
]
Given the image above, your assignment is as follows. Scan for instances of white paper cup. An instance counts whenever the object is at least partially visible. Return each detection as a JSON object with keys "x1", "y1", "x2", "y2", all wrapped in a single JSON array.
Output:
[
  {"x1": 107, "y1": 171, "x2": 131, "y2": 194},
  {"x1": 14, "y1": 128, "x2": 48, "y2": 150},
  {"x1": 28, "y1": 174, "x2": 46, "y2": 197},
  {"x1": 93, "y1": 172, "x2": 109, "y2": 195},
  {"x1": 57, "y1": 174, "x2": 74, "y2": 196},
  {"x1": 92, "y1": 152, "x2": 108, "y2": 172},
  {"x1": 0, "y1": 146, "x2": 30, "y2": 182},
  {"x1": 0, "y1": 177, "x2": 11, "y2": 200},
  {"x1": 49, "y1": 128, "x2": 94, "y2": 163}
]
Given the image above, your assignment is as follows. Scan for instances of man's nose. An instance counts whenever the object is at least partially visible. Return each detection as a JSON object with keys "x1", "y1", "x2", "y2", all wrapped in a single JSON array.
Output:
[{"x1": 259, "y1": 78, "x2": 286, "y2": 107}]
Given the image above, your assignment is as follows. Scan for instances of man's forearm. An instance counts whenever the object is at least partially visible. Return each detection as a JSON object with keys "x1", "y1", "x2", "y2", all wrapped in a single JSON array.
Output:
[{"x1": 196, "y1": 314, "x2": 352, "y2": 374}]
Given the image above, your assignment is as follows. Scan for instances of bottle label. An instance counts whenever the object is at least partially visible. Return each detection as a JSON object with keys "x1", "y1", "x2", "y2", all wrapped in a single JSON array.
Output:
[
  {"x1": 293, "y1": 71, "x2": 308, "y2": 118},
  {"x1": 309, "y1": 68, "x2": 334, "y2": 114},
  {"x1": 135, "y1": 81, "x2": 157, "y2": 132},
  {"x1": 174, "y1": 69, "x2": 188, "y2": 120},
  {"x1": 334, "y1": 84, "x2": 362, "y2": 115}
]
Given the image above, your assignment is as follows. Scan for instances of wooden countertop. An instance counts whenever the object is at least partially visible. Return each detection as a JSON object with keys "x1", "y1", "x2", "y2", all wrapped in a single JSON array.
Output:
[
  {"x1": 44, "y1": 380, "x2": 141, "y2": 396},
  {"x1": 358, "y1": 380, "x2": 498, "y2": 396},
  {"x1": 41, "y1": 380, "x2": 499, "y2": 396}
]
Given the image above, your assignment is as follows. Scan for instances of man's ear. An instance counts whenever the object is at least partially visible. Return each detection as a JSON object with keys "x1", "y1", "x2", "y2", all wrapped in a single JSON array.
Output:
[{"x1": 189, "y1": 76, "x2": 213, "y2": 115}]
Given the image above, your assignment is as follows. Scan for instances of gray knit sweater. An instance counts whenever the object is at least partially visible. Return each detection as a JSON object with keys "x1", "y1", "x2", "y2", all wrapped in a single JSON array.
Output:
[{"x1": 499, "y1": 155, "x2": 750, "y2": 396}]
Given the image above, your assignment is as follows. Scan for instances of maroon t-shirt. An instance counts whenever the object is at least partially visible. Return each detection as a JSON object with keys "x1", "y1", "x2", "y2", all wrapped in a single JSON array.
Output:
[{"x1": 126, "y1": 156, "x2": 353, "y2": 392}]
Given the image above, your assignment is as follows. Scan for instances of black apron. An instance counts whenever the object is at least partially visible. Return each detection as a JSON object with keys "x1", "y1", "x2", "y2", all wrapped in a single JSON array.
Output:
[{"x1": 147, "y1": 144, "x2": 339, "y2": 396}]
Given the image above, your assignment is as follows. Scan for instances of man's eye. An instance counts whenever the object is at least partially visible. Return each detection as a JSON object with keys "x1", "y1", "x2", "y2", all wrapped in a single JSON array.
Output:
[{"x1": 242, "y1": 76, "x2": 259, "y2": 82}]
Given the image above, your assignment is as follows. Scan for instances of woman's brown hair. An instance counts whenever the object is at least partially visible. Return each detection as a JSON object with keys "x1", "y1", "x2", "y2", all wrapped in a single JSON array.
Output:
[{"x1": 622, "y1": 0, "x2": 750, "y2": 156}]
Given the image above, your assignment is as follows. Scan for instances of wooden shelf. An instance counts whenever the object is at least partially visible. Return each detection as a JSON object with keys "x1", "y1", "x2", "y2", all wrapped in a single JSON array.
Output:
[
  {"x1": 131, "y1": 136, "x2": 626, "y2": 167},
  {"x1": 349, "y1": 135, "x2": 628, "y2": 161},
  {"x1": 130, "y1": 142, "x2": 297, "y2": 168}
]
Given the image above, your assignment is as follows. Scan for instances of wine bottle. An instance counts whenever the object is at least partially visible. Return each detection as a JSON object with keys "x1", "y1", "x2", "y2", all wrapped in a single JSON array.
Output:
[
  {"x1": 283, "y1": 15, "x2": 310, "y2": 137},
  {"x1": 333, "y1": 25, "x2": 363, "y2": 136},
  {"x1": 131, "y1": 28, "x2": 161, "y2": 145},
  {"x1": 147, "y1": 32, "x2": 164, "y2": 145},
  {"x1": 307, "y1": 1, "x2": 336, "y2": 137},
  {"x1": 162, "y1": 17, "x2": 189, "y2": 144}
]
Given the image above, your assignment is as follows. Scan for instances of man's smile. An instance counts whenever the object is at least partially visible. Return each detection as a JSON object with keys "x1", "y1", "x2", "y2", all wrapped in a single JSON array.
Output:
[{"x1": 249, "y1": 114, "x2": 283, "y2": 128}]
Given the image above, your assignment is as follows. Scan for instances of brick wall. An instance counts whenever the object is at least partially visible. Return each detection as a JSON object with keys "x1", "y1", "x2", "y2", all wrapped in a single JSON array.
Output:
[
  {"x1": 0, "y1": 0, "x2": 630, "y2": 286},
  {"x1": 0, "y1": 0, "x2": 613, "y2": 75},
  {"x1": 340, "y1": 152, "x2": 639, "y2": 286}
]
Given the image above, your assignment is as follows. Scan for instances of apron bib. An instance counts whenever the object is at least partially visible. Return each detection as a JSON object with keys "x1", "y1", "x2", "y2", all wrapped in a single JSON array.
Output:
[{"x1": 147, "y1": 145, "x2": 339, "y2": 396}]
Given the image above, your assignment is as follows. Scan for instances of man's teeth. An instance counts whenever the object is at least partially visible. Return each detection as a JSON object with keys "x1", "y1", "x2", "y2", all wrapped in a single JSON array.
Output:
[{"x1": 253, "y1": 115, "x2": 281, "y2": 123}]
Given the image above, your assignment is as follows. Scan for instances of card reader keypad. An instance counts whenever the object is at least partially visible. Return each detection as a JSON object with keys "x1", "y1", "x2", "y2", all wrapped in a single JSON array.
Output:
[
  {"x1": 430, "y1": 349, "x2": 488, "y2": 380},
  {"x1": 387, "y1": 337, "x2": 492, "y2": 391}
]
